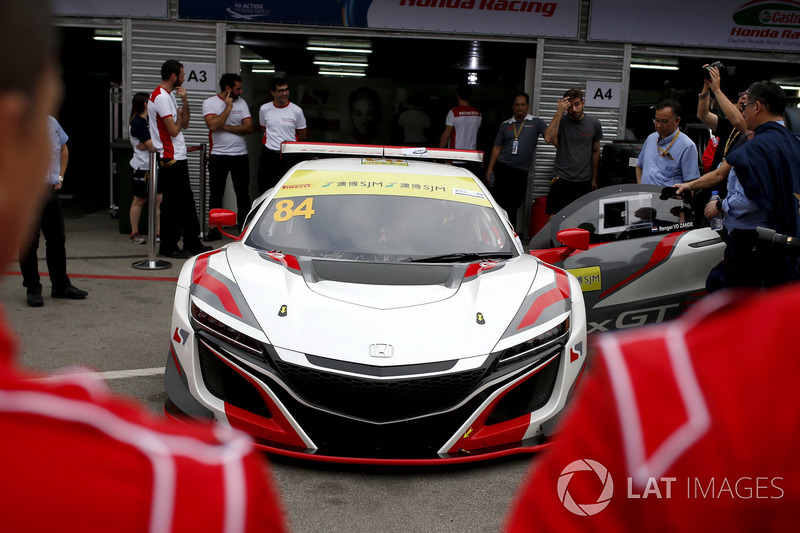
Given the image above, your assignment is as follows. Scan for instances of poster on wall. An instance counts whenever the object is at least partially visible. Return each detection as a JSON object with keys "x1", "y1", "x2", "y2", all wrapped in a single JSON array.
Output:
[
  {"x1": 178, "y1": 0, "x2": 581, "y2": 38},
  {"x1": 590, "y1": 0, "x2": 800, "y2": 53},
  {"x1": 53, "y1": 0, "x2": 168, "y2": 18}
]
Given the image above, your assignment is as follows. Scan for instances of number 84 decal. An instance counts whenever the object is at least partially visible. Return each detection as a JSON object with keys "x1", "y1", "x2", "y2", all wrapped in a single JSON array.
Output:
[{"x1": 272, "y1": 198, "x2": 315, "y2": 221}]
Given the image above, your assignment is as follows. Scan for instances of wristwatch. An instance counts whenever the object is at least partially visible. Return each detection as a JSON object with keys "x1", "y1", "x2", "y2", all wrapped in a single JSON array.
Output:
[{"x1": 58, "y1": 175, "x2": 63, "y2": 183}]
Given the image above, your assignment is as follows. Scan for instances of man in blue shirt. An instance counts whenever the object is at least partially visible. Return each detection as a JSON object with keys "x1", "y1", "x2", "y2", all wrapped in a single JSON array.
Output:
[
  {"x1": 18, "y1": 116, "x2": 87, "y2": 306},
  {"x1": 703, "y1": 81, "x2": 800, "y2": 288},
  {"x1": 636, "y1": 99, "x2": 700, "y2": 187}
]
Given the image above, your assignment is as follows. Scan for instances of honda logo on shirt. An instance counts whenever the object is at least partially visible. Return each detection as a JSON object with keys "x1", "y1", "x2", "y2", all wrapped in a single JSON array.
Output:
[{"x1": 369, "y1": 344, "x2": 394, "y2": 358}]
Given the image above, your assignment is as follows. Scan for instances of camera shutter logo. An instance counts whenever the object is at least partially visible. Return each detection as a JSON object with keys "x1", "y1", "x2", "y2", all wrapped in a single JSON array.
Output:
[{"x1": 557, "y1": 459, "x2": 614, "y2": 516}]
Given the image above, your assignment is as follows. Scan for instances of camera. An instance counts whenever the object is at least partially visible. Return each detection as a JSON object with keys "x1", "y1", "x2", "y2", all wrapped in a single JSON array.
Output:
[{"x1": 702, "y1": 61, "x2": 725, "y2": 79}]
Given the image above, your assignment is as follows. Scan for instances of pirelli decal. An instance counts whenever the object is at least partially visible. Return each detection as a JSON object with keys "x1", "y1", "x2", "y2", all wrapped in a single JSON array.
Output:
[{"x1": 568, "y1": 266, "x2": 601, "y2": 292}]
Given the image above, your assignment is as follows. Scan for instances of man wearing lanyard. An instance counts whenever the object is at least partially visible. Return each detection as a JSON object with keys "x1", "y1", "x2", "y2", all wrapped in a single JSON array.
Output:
[
  {"x1": 485, "y1": 92, "x2": 547, "y2": 226},
  {"x1": 636, "y1": 99, "x2": 700, "y2": 187}
]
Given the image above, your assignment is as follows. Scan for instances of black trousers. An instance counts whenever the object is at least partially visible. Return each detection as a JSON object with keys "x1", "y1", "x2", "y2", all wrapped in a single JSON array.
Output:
[
  {"x1": 208, "y1": 154, "x2": 250, "y2": 229},
  {"x1": 19, "y1": 189, "x2": 70, "y2": 293},
  {"x1": 157, "y1": 159, "x2": 202, "y2": 255},
  {"x1": 723, "y1": 228, "x2": 799, "y2": 289},
  {"x1": 491, "y1": 161, "x2": 528, "y2": 227},
  {"x1": 257, "y1": 148, "x2": 299, "y2": 195}
]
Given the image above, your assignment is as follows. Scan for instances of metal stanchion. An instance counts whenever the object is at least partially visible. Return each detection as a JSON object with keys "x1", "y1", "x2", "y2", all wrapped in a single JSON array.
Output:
[
  {"x1": 189, "y1": 143, "x2": 209, "y2": 239},
  {"x1": 132, "y1": 152, "x2": 172, "y2": 270}
]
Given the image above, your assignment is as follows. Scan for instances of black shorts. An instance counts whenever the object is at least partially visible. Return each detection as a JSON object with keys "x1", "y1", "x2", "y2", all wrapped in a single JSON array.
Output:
[
  {"x1": 131, "y1": 167, "x2": 162, "y2": 198},
  {"x1": 545, "y1": 177, "x2": 592, "y2": 215}
]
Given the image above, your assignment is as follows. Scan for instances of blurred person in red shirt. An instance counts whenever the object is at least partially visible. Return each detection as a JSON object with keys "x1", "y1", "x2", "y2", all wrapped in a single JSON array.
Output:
[{"x1": 0, "y1": 2, "x2": 287, "y2": 531}]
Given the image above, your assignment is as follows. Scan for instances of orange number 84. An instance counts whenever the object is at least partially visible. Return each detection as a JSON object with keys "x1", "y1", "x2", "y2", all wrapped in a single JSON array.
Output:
[{"x1": 273, "y1": 198, "x2": 316, "y2": 222}]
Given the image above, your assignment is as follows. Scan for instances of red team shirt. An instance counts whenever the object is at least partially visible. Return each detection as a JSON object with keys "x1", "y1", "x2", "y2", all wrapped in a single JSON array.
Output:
[
  {"x1": 0, "y1": 308, "x2": 287, "y2": 532},
  {"x1": 149, "y1": 86, "x2": 187, "y2": 161},
  {"x1": 444, "y1": 105, "x2": 481, "y2": 150},
  {"x1": 506, "y1": 287, "x2": 800, "y2": 532}
]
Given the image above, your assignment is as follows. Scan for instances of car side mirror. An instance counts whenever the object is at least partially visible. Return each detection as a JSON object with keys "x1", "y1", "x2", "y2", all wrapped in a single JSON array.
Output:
[
  {"x1": 556, "y1": 228, "x2": 590, "y2": 252},
  {"x1": 208, "y1": 208, "x2": 240, "y2": 241}
]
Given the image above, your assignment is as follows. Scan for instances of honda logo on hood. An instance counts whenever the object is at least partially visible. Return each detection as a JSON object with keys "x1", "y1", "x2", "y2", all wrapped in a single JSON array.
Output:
[{"x1": 369, "y1": 344, "x2": 394, "y2": 358}]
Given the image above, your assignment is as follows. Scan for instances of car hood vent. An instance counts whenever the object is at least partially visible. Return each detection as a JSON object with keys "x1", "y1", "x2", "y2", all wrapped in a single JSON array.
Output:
[{"x1": 310, "y1": 260, "x2": 455, "y2": 286}]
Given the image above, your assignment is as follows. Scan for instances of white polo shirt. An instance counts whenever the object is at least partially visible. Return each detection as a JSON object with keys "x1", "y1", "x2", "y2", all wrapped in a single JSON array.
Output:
[
  {"x1": 258, "y1": 101, "x2": 306, "y2": 151},
  {"x1": 202, "y1": 95, "x2": 251, "y2": 156},
  {"x1": 148, "y1": 86, "x2": 187, "y2": 160}
]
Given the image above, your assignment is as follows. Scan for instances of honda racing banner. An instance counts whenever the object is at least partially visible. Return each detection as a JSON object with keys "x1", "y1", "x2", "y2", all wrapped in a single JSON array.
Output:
[
  {"x1": 178, "y1": 0, "x2": 580, "y2": 38},
  {"x1": 590, "y1": 0, "x2": 800, "y2": 52}
]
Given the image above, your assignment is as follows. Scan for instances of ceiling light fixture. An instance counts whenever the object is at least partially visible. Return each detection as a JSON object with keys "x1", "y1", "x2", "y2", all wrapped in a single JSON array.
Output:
[{"x1": 630, "y1": 63, "x2": 679, "y2": 70}]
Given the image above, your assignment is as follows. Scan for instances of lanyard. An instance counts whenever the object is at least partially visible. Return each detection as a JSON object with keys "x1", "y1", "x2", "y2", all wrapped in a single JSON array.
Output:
[
  {"x1": 723, "y1": 129, "x2": 741, "y2": 157},
  {"x1": 512, "y1": 120, "x2": 524, "y2": 140},
  {"x1": 658, "y1": 131, "x2": 679, "y2": 159}
]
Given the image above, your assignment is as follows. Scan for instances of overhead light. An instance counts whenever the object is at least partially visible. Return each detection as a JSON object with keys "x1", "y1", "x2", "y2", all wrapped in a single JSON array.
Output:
[
  {"x1": 778, "y1": 84, "x2": 800, "y2": 91},
  {"x1": 468, "y1": 72, "x2": 478, "y2": 85},
  {"x1": 631, "y1": 63, "x2": 679, "y2": 70},
  {"x1": 307, "y1": 46, "x2": 372, "y2": 54},
  {"x1": 240, "y1": 58, "x2": 273, "y2": 64},
  {"x1": 252, "y1": 68, "x2": 276, "y2": 74},
  {"x1": 314, "y1": 60, "x2": 368, "y2": 67},
  {"x1": 318, "y1": 70, "x2": 366, "y2": 77},
  {"x1": 93, "y1": 29, "x2": 122, "y2": 42}
]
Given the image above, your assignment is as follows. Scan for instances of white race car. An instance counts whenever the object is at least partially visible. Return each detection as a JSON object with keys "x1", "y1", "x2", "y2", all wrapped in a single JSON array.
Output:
[{"x1": 165, "y1": 143, "x2": 587, "y2": 464}]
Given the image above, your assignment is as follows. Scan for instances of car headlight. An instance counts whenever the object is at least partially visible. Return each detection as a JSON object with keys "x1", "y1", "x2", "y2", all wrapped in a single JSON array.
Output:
[
  {"x1": 190, "y1": 302, "x2": 263, "y2": 355},
  {"x1": 498, "y1": 316, "x2": 570, "y2": 367}
]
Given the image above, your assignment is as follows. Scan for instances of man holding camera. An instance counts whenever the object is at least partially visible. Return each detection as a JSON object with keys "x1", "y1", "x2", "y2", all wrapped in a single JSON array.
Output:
[{"x1": 636, "y1": 99, "x2": 700, "y2": 187}]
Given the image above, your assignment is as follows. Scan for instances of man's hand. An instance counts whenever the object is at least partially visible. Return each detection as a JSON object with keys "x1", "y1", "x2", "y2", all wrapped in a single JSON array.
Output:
[
  {"x1": 704, "y1": 200, "x2": 721, "y2": 219},
  {"x1": 707, "y1": 66, "x2": 721, "y2": 93},
  {"x1": 175, "y1": 86, "x2": 187, "y2": 99},
  {"x1": 674, "y1": 181, "x2": 694, "y2": 196},
  {"x1": 556, "y1": 97, "x2": 571, "y2": 116},
  {"x1": 224, "y1": 88, "x2": 233, "y2": 108}
]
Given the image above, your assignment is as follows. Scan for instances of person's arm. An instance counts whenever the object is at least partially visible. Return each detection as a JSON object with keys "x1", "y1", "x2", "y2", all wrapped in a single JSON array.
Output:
[
  {"x1": 635, "y1": 165, "x2": 642, "y2": 184},
  {"x1": 204, "y1": 92, "x2": 233, "y2": 133},
  {"x1": 175, "y1": 87, "x2": 190, "y2": 130},
  {"x1": 143, "y1": 139, "x2": 155, "y2": 152},
  {"x1": 674, "y1": 161, "x2": 732, "y2": 195},
  {"x1": 591, "y1": 140, "x2": 600, "y2": 189},
  {"x1": 708, "y1": 66, "x2": 746, "y2": 133},
  {"x1": 223, "y1": 116, "x2": 254, "y2": 135},
  {"x1": 55, "y1": 143, "x2": 68, "y2": 190},
  {"x1": 486, "y1": 145, "x2": 501, "y2": 175},
  {"x1": 544, "y1": 98, "x2": 570, "y2": 146},
  {"x1": 697, "y1": 76, "x2": 718, "y2": 131},
  {"x1": 439, "y1": 125, "x2": 454, "y2": 148},
  {"x1": 295, "y1": 128, "x2": 307, "y2": 142}
]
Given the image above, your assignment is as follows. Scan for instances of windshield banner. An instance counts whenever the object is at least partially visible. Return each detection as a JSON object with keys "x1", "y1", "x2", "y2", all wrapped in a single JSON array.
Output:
[
  {"x1": 178, "y1": 0, "x2": 580, "y2": 38},
  {"x1": 276, "y1": 169, "x2": 493, "y2": 207}
]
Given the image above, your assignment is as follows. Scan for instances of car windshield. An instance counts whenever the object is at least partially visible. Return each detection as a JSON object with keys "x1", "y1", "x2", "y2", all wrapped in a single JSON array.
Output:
[{"x1": 246, "y1": 193, "x2": 516, "y2": 262}]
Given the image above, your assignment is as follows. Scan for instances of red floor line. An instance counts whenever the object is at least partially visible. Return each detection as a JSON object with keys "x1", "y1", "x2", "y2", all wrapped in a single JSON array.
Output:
[{"x1": 2, "y1": 271, "x2": 179, "y2": 282}]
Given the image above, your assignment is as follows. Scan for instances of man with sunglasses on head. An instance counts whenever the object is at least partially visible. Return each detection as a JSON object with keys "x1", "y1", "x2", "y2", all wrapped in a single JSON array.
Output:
[{"x1": 636, "y1": 99, "x2": 700, "y2": 187}]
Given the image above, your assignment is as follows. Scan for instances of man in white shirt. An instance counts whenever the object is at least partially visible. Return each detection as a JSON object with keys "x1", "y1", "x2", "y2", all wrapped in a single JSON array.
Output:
[
  {"x1": 257, "y1": 77, "x2": 307, "y2": 194},
  {"x1": 202, "y1": 73, "x2": 253, "y2": 240},
  {"x1": 149, "y1": 59, "x2": 211, "y2": 258}
]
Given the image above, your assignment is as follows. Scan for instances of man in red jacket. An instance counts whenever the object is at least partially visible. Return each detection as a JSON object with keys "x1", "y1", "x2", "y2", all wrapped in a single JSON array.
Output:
[
  {"x1": 506, "y1": 286, "x2": 800, "y2": 531},
  {"x1": 0, "y1": 2, "x2": 287, "y2": 531}
]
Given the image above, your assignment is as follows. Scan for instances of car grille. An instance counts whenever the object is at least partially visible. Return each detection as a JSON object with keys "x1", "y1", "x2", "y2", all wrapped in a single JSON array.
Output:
[{"x1": 273, "y1": 360, "x2": 487, "y2": 423}]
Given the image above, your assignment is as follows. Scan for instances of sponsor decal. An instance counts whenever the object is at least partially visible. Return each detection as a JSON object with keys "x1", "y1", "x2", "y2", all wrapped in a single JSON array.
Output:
[
  {"x1": 476, "y1": 312, "x2": 486, "y2": 324},
  {"x1": 361, "y1": 158, "x2": 408, "y2": 165},
  {"x1": 729, "y1": 0, "x2": 800, "y2": 45},
  {"x1": 398, "y1": 0, "x2": 558, "y2": 17},
  {"x1": 558, "y1": 459, "x2": 614, "y2": 516},
  {"x1": 278, "y1": 304, "x2": 288, "y2": 317},
  {"x1": 567, "y1": 266, "x2": 601, "y2": 292}
]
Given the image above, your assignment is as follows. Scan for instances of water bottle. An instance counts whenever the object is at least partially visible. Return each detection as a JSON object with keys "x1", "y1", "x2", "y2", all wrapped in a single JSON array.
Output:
[{"x1": 709, "y1": 191, "x2": 724, "y2": 231}]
